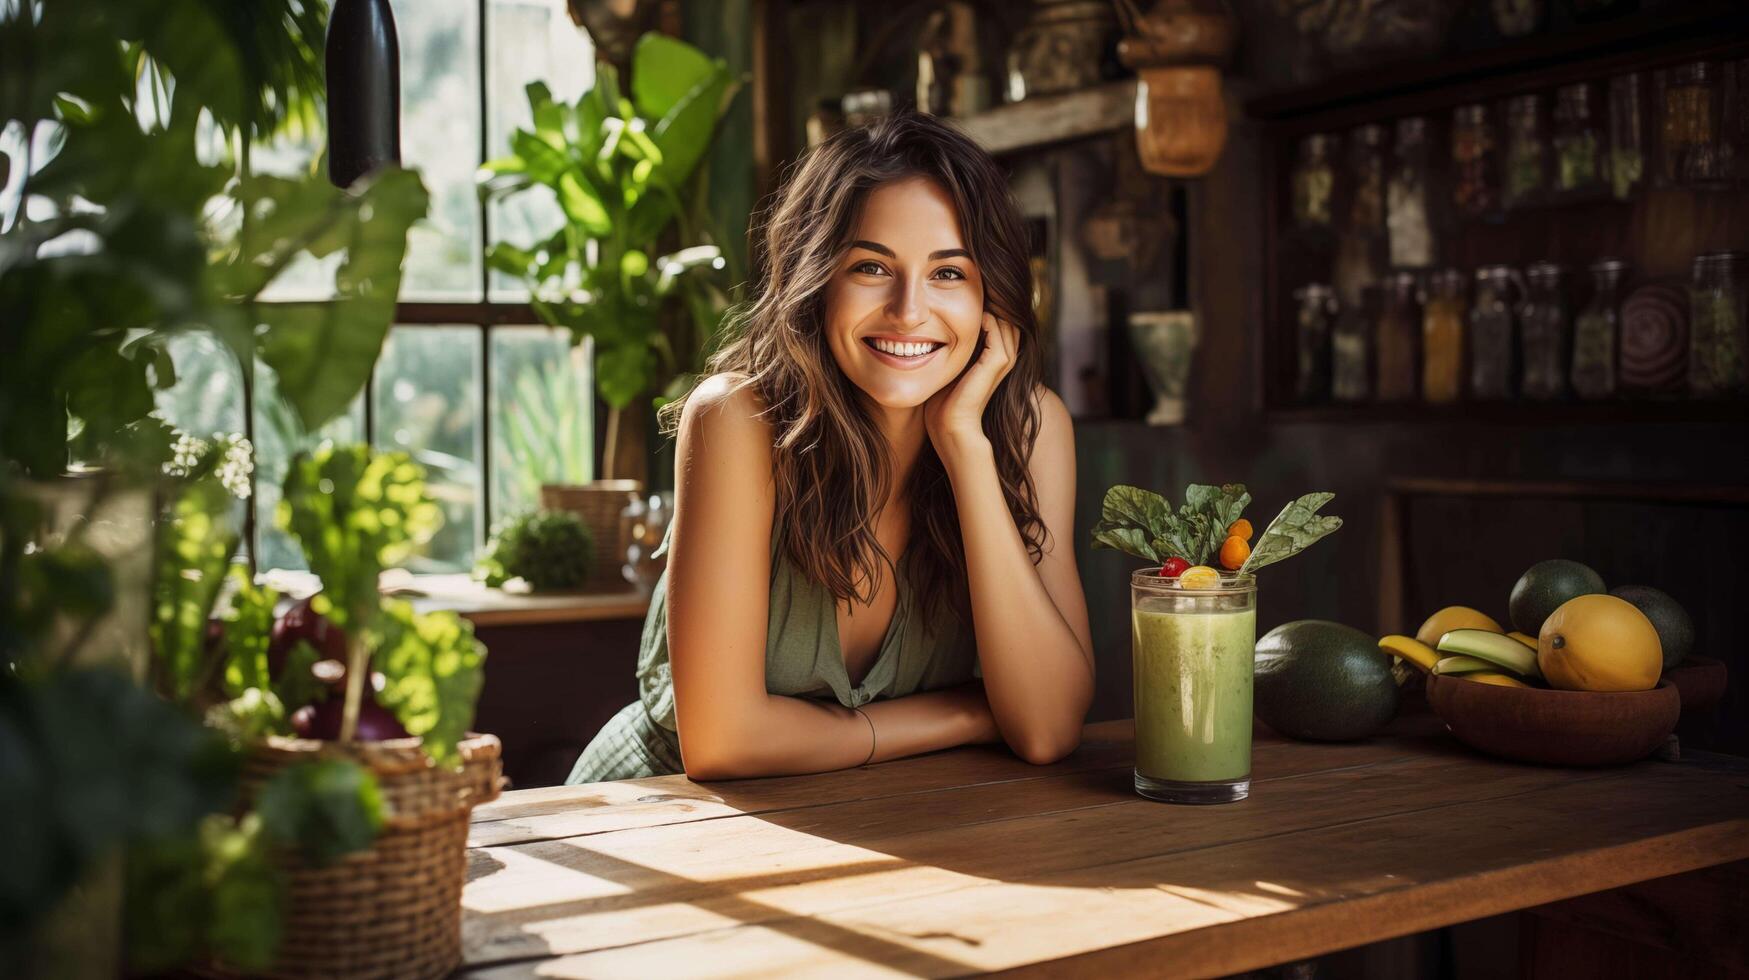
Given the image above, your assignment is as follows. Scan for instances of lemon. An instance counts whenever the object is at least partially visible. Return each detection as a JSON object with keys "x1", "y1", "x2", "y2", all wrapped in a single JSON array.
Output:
[{"x1": 1178, "y1": 565, "x2": 1221, "y2": 590}]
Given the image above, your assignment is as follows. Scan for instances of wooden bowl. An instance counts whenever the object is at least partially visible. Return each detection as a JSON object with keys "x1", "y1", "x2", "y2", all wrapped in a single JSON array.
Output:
[
  {"x1": 1664, "y1": 656, "x2": 1728, "y2": 714},
  {"x1": 1426, "y1": 675, "x2": 1680, "y2": 767}
]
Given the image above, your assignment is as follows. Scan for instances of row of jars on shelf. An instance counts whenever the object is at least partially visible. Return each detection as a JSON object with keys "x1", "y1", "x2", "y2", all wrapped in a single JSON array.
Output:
[
  {"x1": 1291, "y1": 59, "x2": 1749, "y2": 241},
  {"x1": 1292, "y1": 250, "x2": 1748, "y2": 404}
]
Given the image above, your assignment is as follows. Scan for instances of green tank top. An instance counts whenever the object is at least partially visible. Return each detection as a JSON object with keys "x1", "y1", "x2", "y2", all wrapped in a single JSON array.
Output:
[{"x1": 565, "y1": 522, "x2": 980, "y2": 783}]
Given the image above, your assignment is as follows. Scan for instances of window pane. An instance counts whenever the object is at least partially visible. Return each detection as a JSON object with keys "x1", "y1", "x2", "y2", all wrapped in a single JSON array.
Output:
[
  {"x1": 486, "y1": 0, "x2": 595, "y2": 301},
  {"x1": 252, "y1": 364, "x2": 366, "y2": 572},
  {"x1": 374, "y1": 325, "x2": 482, "y2": 573},
  {"x1": 154, "y1": 333, "x2": 249, "y2": 542},
  {"x1": 154, "y1": 333, "x2": 246, "y2": 438},
  {"x1": 489, "y1": 326, "x2": 593, "y2": 527},
  {"x1": 394, "y1": 0, "x2": 484, "y2": 301}
]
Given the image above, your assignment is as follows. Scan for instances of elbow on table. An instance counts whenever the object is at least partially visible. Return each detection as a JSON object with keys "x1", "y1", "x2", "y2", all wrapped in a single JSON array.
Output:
[
  {"x1": 680, "y1": 747, "x2": 745, "y2": 782},
  {"x1": 1010, "y1": 729, "x2": 1081, "y2": 767}
]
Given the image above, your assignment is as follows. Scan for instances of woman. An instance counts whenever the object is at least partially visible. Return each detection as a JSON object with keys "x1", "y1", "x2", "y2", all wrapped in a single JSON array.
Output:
[{"x1": 567, "y1": 111, "x2": 1093, "y2": 784}]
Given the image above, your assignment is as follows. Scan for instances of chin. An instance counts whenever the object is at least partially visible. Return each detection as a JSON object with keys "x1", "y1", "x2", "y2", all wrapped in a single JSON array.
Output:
[{"x1": 851, "y1": 377, "x2": 942, "y2": 410}]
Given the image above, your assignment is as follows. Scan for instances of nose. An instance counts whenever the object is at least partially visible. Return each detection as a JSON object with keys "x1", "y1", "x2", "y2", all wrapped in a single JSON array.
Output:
[{"x1": 883, "y1": 274, "x2": 929, "y2": 330}]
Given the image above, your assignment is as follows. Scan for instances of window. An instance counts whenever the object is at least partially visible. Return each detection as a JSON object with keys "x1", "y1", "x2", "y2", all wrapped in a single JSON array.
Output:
[{"x1": 154, "y1": 0, "x2": 597, "y2": 574}]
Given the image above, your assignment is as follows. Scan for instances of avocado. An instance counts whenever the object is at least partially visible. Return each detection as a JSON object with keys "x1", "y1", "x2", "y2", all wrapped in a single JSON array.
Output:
[
  {"x1": 1509, "y1": 559, "x2": 1605, "y2": 635},
  {"x1": 1610, "y1": 585, "x2": 1693, "y2": 668},
  {"x1": 1254, "y1": 620, "x2": 1399, "y2": 742}
]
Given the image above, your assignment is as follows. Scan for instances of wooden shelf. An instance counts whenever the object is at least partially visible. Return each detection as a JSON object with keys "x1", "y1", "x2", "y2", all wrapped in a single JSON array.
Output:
[
  {"x1": 1245, "y1": 2, "x2": 1749, "y2": 125},
  {"x1": 389, "y1": 574, "x2": 650, "y2": 628},
  {"x1": 1264, "y1": 399, "x2": 1749, "y2": 426},
  {"x1": 954, "y1": 81, "x2": 1136, "y2": 157}
]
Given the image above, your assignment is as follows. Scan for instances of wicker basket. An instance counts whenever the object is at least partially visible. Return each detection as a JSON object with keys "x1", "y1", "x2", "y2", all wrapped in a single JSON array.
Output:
[
  {"x1": 213, "y1": 733, "x2": 504, "y2": 980},
  {"x1": 541, "y1": 480, "x2": 642, "y2": 592}
]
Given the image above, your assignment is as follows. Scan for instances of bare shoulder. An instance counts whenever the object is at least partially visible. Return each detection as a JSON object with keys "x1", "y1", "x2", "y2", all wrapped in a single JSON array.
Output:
[
  {"x1": 679, "y1": 373, "x2": 776, "y2": 457},
  {"x1": 1029, "y1": 384, "x2": 1074, "y2": 455}
]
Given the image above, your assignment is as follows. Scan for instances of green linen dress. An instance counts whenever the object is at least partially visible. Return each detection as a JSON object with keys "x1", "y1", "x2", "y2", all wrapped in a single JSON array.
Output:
[{"x1": 565, "y1": 522, "x2": 981, "y2": 783}]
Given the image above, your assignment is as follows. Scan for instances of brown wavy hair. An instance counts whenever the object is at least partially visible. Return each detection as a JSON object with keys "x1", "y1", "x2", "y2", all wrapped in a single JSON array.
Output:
[{"x1": 659, "y1": 111, "x2": 1045, "y2": 632}]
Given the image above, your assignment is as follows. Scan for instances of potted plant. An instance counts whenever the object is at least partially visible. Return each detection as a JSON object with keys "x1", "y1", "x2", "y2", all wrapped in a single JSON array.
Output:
[
  {"x1": 479, "y1": 32, "x2": 741, "y2": 582},
  {"x1": 0, "y1": 2, "x2": 494, "y2": 975},
  {"x1": 476, "y1": 509, "x2": 596, "y2": 593}
]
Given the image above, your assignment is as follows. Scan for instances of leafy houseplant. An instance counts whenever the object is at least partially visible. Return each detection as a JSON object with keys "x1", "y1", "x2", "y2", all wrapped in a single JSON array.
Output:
[
  {"x1": 0, "y1": 0, "x2": 495, "y2": 974},
  {"x1": 477, "y1": 509, "x2": 596, "y2": 592},
  {"x1": 479, "y1": 32, "x2": 743, "y2": 478}
]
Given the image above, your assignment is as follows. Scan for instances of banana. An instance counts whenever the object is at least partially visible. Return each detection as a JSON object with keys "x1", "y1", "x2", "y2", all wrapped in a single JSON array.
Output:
[
  {"x1": 1438, "y1": 628, "x2": 1541, "y2": 677},
  {"x1": 1462, "y1": 671, "x2": 1531, "y2": 688},
  {"x1": 1432, "y1": 654, "x2": 1495, "y2": 675},
  {"x1": 1378, "y1": 635, "x2": 1439, "y2": 673},
  {"x1": 1507, "y1": 631, "x2": 1538, "y2": 650}
]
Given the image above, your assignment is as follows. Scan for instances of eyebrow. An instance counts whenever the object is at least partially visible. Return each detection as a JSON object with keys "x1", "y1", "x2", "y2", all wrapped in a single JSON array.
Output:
[{"x1": 850, "y1": 240, "x2": 972, "y2": 262}]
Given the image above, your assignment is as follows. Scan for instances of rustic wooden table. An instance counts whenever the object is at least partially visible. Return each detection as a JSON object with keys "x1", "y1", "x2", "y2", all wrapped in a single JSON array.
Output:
[{"x1": 458, "y1": 711, "x2": 1749, "y2": 978}]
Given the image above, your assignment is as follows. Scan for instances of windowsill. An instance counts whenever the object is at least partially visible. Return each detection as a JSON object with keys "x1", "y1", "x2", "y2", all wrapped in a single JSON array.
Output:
[{"x1": 258, "y1": 569, "x2": 651, "y2": 628}]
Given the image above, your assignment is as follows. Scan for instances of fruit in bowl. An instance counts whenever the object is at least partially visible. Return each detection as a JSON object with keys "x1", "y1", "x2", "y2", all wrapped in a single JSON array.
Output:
[{"x1": 1538, "y1": 593, "x2": 1662, "y2": 692}]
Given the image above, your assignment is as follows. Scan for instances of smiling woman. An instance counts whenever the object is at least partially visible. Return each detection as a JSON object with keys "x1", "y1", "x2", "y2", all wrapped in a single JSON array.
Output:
[{"x1": 566, "y1": 111, "x2": 1095, "y2": 785}]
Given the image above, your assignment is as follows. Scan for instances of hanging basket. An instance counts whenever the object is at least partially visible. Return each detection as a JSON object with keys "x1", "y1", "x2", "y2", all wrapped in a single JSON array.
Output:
[{"x1": 207, "y1": 732, "x2": 503, "y2": 980}]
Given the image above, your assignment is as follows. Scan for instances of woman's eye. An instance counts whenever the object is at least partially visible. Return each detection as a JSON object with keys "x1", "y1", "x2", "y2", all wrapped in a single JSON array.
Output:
[
  {"x1": 852, "y1": 261, "x2": 886, "y2": 276},
  {"x1": 933, "y1": 266, "x2": 967, "y2": 281}
]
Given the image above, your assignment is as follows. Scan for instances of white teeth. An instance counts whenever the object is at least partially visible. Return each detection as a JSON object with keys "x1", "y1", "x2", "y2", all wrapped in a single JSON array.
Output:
[{"x1": 871, "y1": 338, "x2": 938, "y2": 357}]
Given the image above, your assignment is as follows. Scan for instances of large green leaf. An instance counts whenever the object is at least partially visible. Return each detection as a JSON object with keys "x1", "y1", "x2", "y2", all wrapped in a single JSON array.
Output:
[
  {"x1": 371, "y1": 600, "x2": 486, "y2": 769},
  {"x1": 277, "y1": 444, "x2": 442, "y2": 628},
  {"x1": 630, "y1": 33, "x2": 720, "y2": 121},
  {"x1": 1239, "y1": 492, "x2": 1343, "y2": 575},
  {"x1": 254, "y1": 168, "x2": 428, "y2": 432}
]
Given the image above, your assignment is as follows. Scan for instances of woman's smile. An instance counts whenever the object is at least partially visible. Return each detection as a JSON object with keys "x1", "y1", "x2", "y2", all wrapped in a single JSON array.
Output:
[{"x1": 863, "y1": 334, "x2": 947, "y2": 369}]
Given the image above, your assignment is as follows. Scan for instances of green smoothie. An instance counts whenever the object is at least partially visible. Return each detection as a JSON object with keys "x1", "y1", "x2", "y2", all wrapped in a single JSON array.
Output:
[{"x1": 1132, "y1": 603, "x2": 1257, "y2": 783}]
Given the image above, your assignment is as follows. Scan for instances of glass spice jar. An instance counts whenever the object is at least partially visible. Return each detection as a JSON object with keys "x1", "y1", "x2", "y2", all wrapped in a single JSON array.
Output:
[
  {"x1": 1332, "y1": 285, "x2": 1378, "y2": 402},
  {"x1": 1376, "y1": 271, "x2": 1422, "y2": 401},
  {"x1": 1387, "y1": 117, "x2": 1433, "y2": 268},
  {"x1": 1553, "y1": 83, "x2": 1604, "y2": 197},
  {"x1": 1521, "y1": 261, "x2": 1572, "y2": 399},
  {"x1": 1608, "y1": 73, "x2": 1646, "y2": 200},
  {"x1": 1292, "y1": 133, "x2": 1338, "y2": 229},
  {"x1": 1293, "y1": 284, "x2": 1338, "y2": 401},
  {"x1": 1423, "y1": 269, "x2": 1468, "y2": 404},
  {"x1": 1346, "y1": 123, "x2": 1387, "y2": 234},
  {"x1": 1689, "y1": 251, "x2": 1748, "y2": 395},
  {"x1": 1572, "y1": 258, "x2": 1628, "y2": 399},
  {"x1": 1660, "y1": 62, "x2": 1721, "y2": 186},
  {"x1": 1452, "y1": 103, "x2": 1500, "y2": 217},
  {"x1": 1470, "y1": 266, "x2": 1524, "y2": 400},
  {"x1": 1505, "y1": 94, "x2": 1547, "y2": 208}
]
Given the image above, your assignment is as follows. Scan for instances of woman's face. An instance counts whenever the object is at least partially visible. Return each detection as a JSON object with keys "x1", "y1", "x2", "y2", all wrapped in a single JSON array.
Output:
[{"x1": 823, "y1": 176, "x2": 985, "y2": 410}]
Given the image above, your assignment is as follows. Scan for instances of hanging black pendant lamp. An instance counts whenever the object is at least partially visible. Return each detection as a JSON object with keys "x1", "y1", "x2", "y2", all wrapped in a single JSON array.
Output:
[{"x1": 327, "y1": 0, "x2": 403, "y2": 188}]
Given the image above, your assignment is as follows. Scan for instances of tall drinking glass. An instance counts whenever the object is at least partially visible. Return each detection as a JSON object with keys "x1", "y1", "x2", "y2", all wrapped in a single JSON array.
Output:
[{"x1": 1131, "y1": 569, "x2": 1258, "y2": 804}]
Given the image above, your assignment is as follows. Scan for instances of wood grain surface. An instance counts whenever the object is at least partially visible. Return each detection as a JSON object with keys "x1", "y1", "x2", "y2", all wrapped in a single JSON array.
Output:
[{"x1": 460, "y1": 713, "x2": 1749, "y2": 978}]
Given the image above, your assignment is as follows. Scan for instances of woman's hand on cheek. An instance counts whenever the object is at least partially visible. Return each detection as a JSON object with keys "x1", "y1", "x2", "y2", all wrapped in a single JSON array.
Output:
[{"x1": 924, "y1": 311, "x2": 1019, "y2": 461}]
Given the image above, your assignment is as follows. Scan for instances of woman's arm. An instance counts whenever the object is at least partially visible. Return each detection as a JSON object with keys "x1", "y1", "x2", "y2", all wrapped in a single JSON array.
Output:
[
  {"x1": 940, "y1": 387, "x2": 1094, "y2": 763},
  {"x1": 666, "y1": 376, "x2": 1001, "y2": 781},
  {"x1": 926, "y1": 317, "x2": 1095, "y2": 765}
]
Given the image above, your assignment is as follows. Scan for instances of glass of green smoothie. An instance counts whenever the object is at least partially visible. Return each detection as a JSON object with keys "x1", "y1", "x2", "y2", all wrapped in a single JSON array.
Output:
[{"x1": 1131, "y1": 568, "x2": 1258, "y2": 804}]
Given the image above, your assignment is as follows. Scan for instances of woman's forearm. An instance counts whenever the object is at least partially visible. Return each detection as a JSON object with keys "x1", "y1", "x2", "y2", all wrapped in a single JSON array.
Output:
[
  {"x1": 939, "y1": 434, "x2": 1094, "y2": 763},
  {"x1": 681, "y1": 682, "x2": 998, "y2": 781}
]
